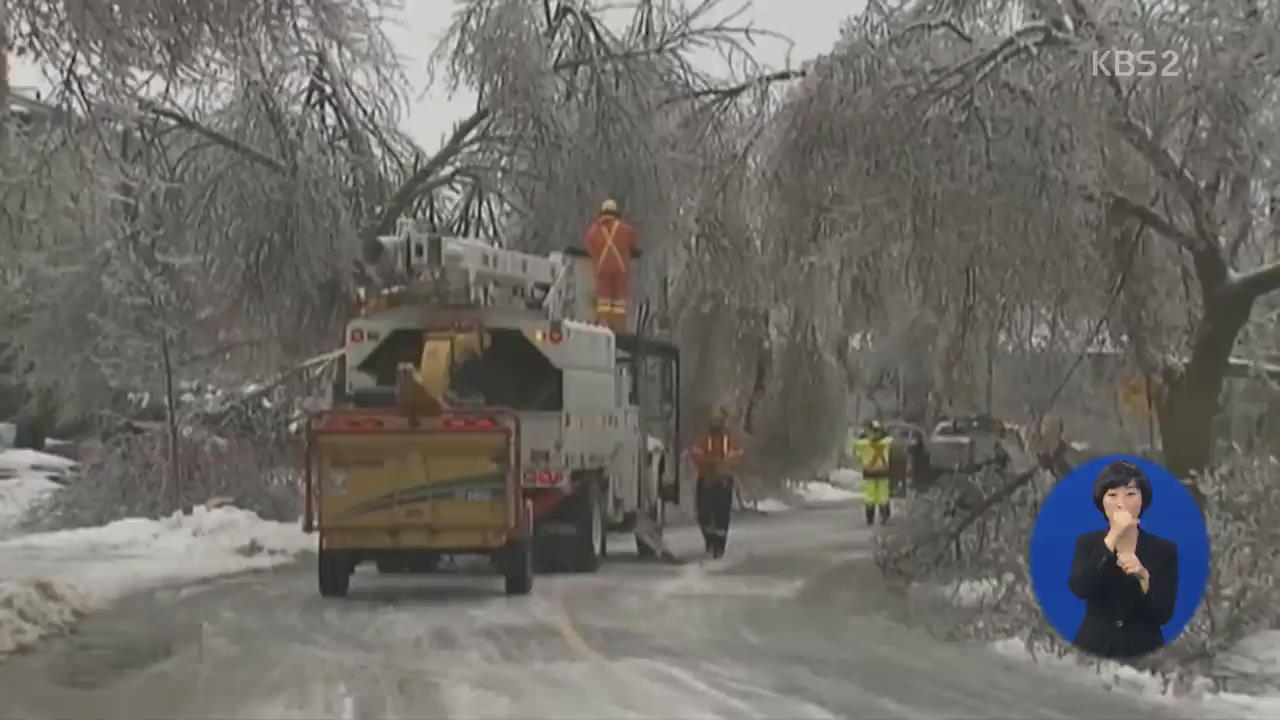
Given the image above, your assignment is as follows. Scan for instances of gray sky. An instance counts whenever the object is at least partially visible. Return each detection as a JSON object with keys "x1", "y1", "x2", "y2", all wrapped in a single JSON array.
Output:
[{"x1": 9, "y1": 1, "x2": 855, "y2": 151}]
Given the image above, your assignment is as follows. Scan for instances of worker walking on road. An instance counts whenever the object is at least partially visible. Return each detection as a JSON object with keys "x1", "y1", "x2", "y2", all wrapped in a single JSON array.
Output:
[
  {"x1": 583, "y1": 198, "x2": 640, "y2": 333},
  {"x1": 852, "y1": 420, "x2": 894, "y2": 525},
  {"x1": 691, "y1": 405, "x2": 743, "y2": 558}
]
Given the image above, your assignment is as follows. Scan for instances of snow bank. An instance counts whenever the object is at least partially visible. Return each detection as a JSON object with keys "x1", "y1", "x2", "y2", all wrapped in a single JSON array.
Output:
[
  {"x1": 827, "y1": 468, "x2": 862, "y2": 487},
  {"x1": 990, "y1": 633, "x2": 1280, "y2": 718},
  {"x1": 0, "y1": 580, "x2": 93, "y2": 654},
  {"x1": 0, "y1": 475, "x2": 61, "y2": 537},
  {"x1": 793, "y1": 479, "x2": 860, "y2": 504},
  {"x1": 0, "y1": 504, "x2": 311, "y2": 655},
  {"x1": 754, "y1": 498, "x2": 792, "y2": 513},
  {"x1": 0, "y1": 448, "x2": 77, "y2": 477},
  {"x1": 0, "y1": 449, "x2": 79, "y2": 537}
]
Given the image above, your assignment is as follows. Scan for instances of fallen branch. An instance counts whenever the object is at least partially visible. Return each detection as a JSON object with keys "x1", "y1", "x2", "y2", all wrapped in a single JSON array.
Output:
[
  {"x1": 189, "y1": 348, "x2": 343, "y2": 428},
  {"x1": 886, "y1": 444, "x2": 1072, "y2": 567}
]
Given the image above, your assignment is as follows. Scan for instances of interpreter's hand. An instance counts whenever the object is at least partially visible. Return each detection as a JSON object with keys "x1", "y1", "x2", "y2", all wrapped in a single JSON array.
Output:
[
  {"x1": 1116, "y1": 552, "x2": 1148, "y2": 580},
  {"x1": 1109, "y1": 509, "x2": 1139, "y2": 536}
]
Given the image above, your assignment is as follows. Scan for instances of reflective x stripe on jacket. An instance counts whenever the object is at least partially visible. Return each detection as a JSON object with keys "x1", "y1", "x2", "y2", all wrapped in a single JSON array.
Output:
[
  {"x1": 593, "y1": 218, "x2": 629, "y2": 274},
  {"x1": 854, "y1": 437, "x2": 892, "y2": 474}
]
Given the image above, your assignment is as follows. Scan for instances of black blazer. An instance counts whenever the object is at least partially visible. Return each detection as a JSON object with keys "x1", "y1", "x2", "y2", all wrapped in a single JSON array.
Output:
[{"x1": 1067, "y1": 528, "x2": 1178, "y2": 658}]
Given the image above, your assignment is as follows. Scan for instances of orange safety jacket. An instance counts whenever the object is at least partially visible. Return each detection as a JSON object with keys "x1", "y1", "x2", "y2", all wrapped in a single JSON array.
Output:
[
  {"x1": 692, "y1": 430, "x2": 742, "y2": 480},
  {"x1": 584, "y1": 215, "x2": 638, "y2": 276}
]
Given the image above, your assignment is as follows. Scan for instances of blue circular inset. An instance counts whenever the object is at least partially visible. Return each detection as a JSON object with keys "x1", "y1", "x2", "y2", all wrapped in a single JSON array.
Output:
[{"x1": 1029, "y1": 455, "x2": 1210, "y2": 656}]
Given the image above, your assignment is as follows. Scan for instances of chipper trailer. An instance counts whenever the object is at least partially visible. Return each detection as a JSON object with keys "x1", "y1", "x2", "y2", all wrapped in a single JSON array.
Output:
[{"x1": 302, "y1": 218, "x2": 681, "y2": 597}]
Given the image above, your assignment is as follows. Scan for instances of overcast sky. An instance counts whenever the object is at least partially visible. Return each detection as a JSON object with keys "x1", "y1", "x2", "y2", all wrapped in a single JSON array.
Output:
[{"x1": 8, "y1": 1, "x2": 856, "y2": 150}]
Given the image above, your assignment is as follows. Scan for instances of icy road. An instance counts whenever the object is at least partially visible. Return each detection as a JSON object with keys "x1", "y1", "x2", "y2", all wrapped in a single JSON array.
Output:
[{"x1": 0, "y1": 505, "x2": 1179, "y2": 719}]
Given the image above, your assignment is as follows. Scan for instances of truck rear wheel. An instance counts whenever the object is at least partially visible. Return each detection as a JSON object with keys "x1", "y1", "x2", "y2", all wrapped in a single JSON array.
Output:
[
  {"x1": 503, "y1": 537, "x2": 534, "y2": 595},
  {"x1": 318, "y1": 550, "x2": 351, "y2": 598},
  {"x1": 573, "y1": 479, "x2": 606, "y2": 573}
]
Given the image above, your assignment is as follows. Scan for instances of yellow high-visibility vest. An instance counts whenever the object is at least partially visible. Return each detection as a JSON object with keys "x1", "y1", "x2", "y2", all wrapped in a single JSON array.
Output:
[{"x1": 853, "y1": 435, "x2": 893, "y2": 474}]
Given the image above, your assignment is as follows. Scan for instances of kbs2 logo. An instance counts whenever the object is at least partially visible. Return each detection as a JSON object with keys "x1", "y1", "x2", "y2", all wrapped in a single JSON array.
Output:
[{"x1": 1091, "y1": 49, "x2": 1182, "y2": 78}]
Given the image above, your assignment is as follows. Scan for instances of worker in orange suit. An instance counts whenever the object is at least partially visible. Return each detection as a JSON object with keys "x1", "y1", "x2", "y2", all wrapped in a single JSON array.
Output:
[
  {"x1": 691, "y1": 405, "x2": 744, "y2": 558},
  {"x1": 583, "y1": 198, "x2": 641, "y2": 332}
]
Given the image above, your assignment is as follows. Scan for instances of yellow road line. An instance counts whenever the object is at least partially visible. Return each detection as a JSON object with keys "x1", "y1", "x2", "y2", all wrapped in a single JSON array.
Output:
[{"x1": 555, "y1": 587, "x2": 610, "y2": 663}]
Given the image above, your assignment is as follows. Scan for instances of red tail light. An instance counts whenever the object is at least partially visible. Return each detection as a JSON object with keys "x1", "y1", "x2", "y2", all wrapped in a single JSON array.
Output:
[
  {"x1": 523, "y1": 470, "x2": 562, "y2": 486},
  {"x1": 548, "y1": 329, "x2": 563, "y2": 343},
  {"x1": 349, "y1": 328, "x2": 365, "y2": 343}
]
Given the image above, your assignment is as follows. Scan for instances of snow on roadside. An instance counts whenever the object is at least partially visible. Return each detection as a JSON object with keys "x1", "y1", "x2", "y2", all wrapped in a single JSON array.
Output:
[
  {"x1": 754, "y1": 498, "x2": 792, "y2": 513},
  {"x1": 0, "y1": 504, "x2": 311, "y2": 655},
  {"x1": 990, "y1": 634, "x2": 1280, "y2": 719},
  {"x1": 0, "y1": 449, "x2": 78, "y2": 476},
  {"x1": 786, "y1": 477, "x2": 861, "y2": 504},
  {"x1": 827, "y1": 468, "x2": 862, "y2": 487},
  {"x1": 933, "y1": 576, "x2": 1280, "y2": 715},
  {"x1": 0, "y1": 449, "x2": 79, "y2": 538},
  {"x1": 0, "y1": 476, "x2": 61, "y2": 538}
]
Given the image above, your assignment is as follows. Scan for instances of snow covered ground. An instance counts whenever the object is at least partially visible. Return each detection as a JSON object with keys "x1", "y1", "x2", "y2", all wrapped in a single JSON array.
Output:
[
  {"x1": 742, "y1": 475, "x2": 861, "y2": 515},
  {"x1": 788, "y1": 472, "x2": 862, "y2": 505},
  {"x1": 931, "y1": 575, "x2": 1280, "y2": 718},
  {"x1": 0, "y1": 504, "x2": 312, "y2": 655},
  {"x1": 753, "y1": 498, "x2": 792, "y2": 513},
  {"x1": 0, "y1": 449, "x2": 77, "y2": 538},
  {"x1": 991, "y1": 634, "x2": 1280, "y2": 719}
]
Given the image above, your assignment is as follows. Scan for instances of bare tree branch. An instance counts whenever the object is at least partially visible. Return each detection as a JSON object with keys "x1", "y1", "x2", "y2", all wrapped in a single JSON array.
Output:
[
  {"x1": 1231, "y1": 259, "x2": 1280, "y2": 299},
  {"x1": 1104, "y1": 191, "x2": 1198, "y2": 252},
  {"x1": 359, "y1": 108, "x2": 491, "y2": 263},
  {"x1": 142, "y1": 102, "x2": 288, "y2": 174},
  {"x1": 661, "y1": 69, "x2": 807, "y2": 105}
]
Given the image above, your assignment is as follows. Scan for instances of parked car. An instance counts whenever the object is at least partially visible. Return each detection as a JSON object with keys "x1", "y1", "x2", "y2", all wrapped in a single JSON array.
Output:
[{"x1": 927, "y1": 414, "x2": 1011, "y2": 474}]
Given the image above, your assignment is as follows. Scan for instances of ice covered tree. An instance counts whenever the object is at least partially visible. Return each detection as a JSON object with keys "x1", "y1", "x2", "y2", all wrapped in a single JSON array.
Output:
[{"x1": 763, "y1": 0, "x2": 1280, "y2": 476}]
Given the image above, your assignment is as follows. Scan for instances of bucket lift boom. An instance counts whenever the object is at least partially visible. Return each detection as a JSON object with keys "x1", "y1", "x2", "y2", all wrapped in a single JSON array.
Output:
[{"x1": 374, "y1": 218, "x2": 583, "y2": 322}]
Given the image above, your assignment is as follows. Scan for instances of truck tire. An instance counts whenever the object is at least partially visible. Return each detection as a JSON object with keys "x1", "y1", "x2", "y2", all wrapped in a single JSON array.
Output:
[
  {"x1": 318, "y1": 550, "x2": 350, "y2": 598},
  {"x1": 503, "y1": 537, "x2": 534, "y2": 595},
  {"x1": 573, "y1": 479, "x2": 606, "y2": 573}
]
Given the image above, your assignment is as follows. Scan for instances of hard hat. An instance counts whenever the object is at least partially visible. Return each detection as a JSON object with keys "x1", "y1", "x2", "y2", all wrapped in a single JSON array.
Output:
[
  {"x1": 867, "y1": 420, "x2": 884, "y2": 433},
  {"x1": 600, "y1": 198, "x2": 619, "y2": 215}
]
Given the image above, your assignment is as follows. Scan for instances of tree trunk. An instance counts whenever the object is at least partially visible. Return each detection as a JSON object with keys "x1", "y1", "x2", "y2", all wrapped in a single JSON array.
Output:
[
  {"x1": 0, "y1": 2, "x2": 9, "y2": 111},
  {"x1": 1156, "y1": 293, "x2": 1254, "y2": 477},
  {"x1": 160, "y1": 332, "x2": 184, "y2": 513},
  {"x1": 743, "y1": 311, "x2": 771, "y2": 435}
]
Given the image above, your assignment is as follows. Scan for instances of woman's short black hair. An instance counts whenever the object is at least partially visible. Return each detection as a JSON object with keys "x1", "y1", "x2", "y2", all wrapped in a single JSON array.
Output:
[{"x1": 1092, "y1": 460, "x2": 1153, "y2": 517}]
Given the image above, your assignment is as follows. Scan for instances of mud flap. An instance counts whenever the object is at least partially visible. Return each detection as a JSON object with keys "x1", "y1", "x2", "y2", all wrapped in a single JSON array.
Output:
[{"x1": 634, "y1": 511, "x2": 680, "y2": 563}]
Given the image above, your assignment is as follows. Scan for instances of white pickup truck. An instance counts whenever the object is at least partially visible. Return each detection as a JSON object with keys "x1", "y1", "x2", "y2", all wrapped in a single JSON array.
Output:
[{"x1": 926, "y1": 415, "x2": 1012, "y2": 474}]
